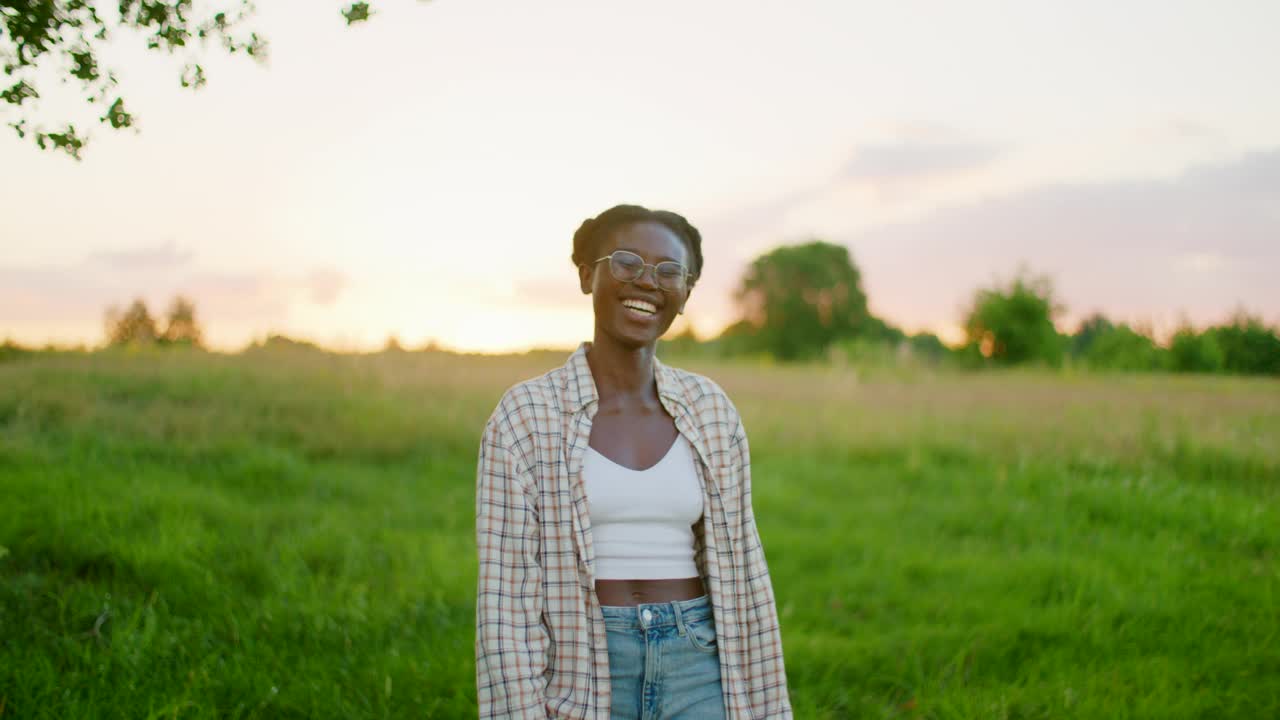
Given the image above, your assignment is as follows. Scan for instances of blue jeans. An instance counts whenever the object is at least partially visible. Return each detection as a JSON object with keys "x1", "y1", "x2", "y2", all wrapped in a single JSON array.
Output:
[{"x1": 601, "y1": 595, "x2": 726, "y2": 720}]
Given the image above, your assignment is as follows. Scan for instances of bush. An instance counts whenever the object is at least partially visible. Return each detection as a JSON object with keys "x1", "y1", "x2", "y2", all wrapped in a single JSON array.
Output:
[
  {"x1": 907, "y1": 332, "x2": 951, "y2": 364},
  {"x1": 0, "y1": 339, "x2": 32, "y2": 363},
  {"x1": 1208, "y1": 313, "x2": 1280, "y2": 376},
  {"x1": 1169, "y1": 327, "x2": 1225, "y2": 373},
  {"x1": 1083, "y1": 323, "x2": 1168, "y2": 372},
  {"x1": 828, "y1": 338, "x2": 901, "y2": 368},
  {"x1": 1070, "y1": 313, "x2": 1114, "y2": 358},
  {"x1": 247, "y1": 334, "x2": 327, "y2": 354}
]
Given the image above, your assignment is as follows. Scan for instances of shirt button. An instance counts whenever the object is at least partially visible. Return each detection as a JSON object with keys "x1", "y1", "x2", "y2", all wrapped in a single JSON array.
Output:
[{"x1": 641, "y1": 609, "x2": 652, "y2": 623}]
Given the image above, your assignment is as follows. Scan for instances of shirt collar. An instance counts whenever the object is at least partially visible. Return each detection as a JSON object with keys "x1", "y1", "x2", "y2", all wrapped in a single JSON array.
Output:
[{"x1": 562, "y1": 341, "x2": 686, "y2": 415}]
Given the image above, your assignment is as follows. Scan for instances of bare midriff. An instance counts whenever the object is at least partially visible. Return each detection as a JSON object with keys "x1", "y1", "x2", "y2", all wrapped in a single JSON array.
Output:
[{"x1": 595, "y1": 577, "x2": 706, "y2": 606}]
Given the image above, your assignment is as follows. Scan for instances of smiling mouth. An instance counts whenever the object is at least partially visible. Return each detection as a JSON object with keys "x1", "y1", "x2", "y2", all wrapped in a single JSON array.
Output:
[{"x1": 622, "y1": 299, "x2": 658, "y2": 317}]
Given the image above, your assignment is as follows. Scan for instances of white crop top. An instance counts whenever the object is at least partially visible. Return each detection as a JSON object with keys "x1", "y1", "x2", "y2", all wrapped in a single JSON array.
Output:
[{"x1": 581, "y1": 434, "x2": 703, "y2": 580}]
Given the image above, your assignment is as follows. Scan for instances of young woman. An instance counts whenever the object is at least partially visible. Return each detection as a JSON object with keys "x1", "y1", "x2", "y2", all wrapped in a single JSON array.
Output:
[{"x1": 476, "y1": 205, "x2": 791, "y2": 719}]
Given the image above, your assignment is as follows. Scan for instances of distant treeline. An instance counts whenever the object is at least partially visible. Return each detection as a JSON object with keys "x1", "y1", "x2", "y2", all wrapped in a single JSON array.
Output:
[
  {"x1": 666, "y1": 306, "x2": 1280, "y2": 377},
  {"x1": 4, "y1": 243, "x2": 1277, "y2": 377},
  {"x1": 663, "y1": 241, "x2": 1280, "y2": 376}
]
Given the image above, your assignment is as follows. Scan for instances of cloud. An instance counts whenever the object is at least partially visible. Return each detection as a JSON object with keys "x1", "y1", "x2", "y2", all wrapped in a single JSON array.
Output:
[
  {"x1": 700, "y1": 185, "x2": 828, "y2": 257},
  {"x1": 700, "y1": 132, "x2": 1007, "y2": 252},
  {"x1": 303, "y1": 268, "x2": 347, "y2": 305},
  {"x1": 1163, "y1": 117, "x2": 1218, "y2": 140},
  {"x1": 842, "y1": 139, "x2": 1003, "y2": 183},
  {"x1": 1172, "y1": 252, "x2": 1233, "y2": 273},
  {"x1": 0, "y1": 249, "x2": 350, "y2": 345},
  {"x1": 846, "y1": 147, "x2": 1280, "y2": 332},
  {"x1": 87, "y1": 240, "x2": 194, "y2": 270}
]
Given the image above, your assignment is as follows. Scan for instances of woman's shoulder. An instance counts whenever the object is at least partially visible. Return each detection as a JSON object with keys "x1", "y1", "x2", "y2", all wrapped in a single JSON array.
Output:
[{"x1": 484, "y1": 367, "x2": 566, "y2": 438}]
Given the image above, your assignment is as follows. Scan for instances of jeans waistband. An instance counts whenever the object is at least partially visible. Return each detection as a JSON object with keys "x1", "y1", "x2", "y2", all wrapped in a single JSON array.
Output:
[{"x1": 600, "y1": 595, "x2": 713, "y2": 631}]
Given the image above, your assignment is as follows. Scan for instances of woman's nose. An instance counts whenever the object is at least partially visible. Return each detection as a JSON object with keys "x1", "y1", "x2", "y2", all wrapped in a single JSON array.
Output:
[{"x1": 632, "y1": 265, "x2": 660, "y2": 289}]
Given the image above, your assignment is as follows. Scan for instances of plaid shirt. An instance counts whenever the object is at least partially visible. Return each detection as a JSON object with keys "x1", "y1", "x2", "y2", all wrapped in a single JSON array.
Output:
[{"x1": 476, "y1": 342, "x2": 792, "y2": 719}]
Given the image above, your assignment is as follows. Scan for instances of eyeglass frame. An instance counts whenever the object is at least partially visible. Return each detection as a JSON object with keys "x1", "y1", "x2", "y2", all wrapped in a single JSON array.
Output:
[{"x1": 587, "y1": 250, "x2": 697, "y2": 293}]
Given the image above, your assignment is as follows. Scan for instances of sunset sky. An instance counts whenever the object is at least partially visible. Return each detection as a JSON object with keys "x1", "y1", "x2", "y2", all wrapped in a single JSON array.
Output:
[{"x1": 4, "y1": 0, "x2": 1278, "y2": 353}]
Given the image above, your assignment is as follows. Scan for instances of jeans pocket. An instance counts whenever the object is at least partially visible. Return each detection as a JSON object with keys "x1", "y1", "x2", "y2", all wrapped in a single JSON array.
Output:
[{"x1": 686, "y1": 617, "x2": 718, "y2": 654}]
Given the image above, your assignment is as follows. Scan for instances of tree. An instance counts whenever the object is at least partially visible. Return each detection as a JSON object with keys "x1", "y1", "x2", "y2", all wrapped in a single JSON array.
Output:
[
  {"x1": 247, "y1": 333, "x2": 323, "y2": 354},
  {"x1": 2, "y1": 1, "x2": 389, "y2": 158},
  {"x1": 659, "y1": 325, "x2": 702, "y2": 356},
  {"x1": 963, "y1": 270, "x2": 1065, "y2": 366},
  {"x1": 907, "y1": 332, "x2": 950, "y2": 363},
  {"x1": 104, "y1": 298, "x2": 158, "y2": 345},
  {"x1": 1169, "y1": 326, "x2": 1225, "y2": 373},
  {"x1": 1070, "y1": 313, "x2": 1114, "y2": 358},
  {"x1": 734, "y1": 240, "x2": 870, "y2": 361},
  {"x1": 1081, "y1": 322, "x2": 1167, "y2": 371},
  {"x1": 161, "y1": 295, "x2": 202, "y2": 346},
  {"x1": 711, "y1": 319, "x2": 762, "y2": 359},
  {"x1": 1208, "y1": 312, "x2": 1280, "y2": 376},
  {"x1": 861, "y1": 315, "x2": 906, "y2": 345},
  {"x1": 0, "y1": 338, "x2": 31, "y2": 362}
]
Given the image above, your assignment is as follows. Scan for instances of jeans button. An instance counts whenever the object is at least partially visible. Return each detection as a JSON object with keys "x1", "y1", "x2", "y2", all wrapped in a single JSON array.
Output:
[{"x1": 641, "y1": 609, "x2": 652, "y2": 623}]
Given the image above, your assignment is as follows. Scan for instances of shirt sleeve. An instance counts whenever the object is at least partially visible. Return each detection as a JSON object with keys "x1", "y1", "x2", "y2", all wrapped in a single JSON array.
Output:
[
  {"x1": 733, "y1": 419, "x2": 794, "y2": 718},
  {"x1": 475, "y1": 416, "x2": 550, "y2": 719}
]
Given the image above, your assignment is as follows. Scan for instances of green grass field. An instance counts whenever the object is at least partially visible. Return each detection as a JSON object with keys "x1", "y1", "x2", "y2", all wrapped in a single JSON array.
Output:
[{"x1": 1, "y1": 348, "x2": 1277, "y2": 719}]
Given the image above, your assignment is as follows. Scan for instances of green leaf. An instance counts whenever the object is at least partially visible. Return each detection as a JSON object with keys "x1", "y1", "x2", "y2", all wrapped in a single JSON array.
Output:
[
  {"x1": 1, "y1": 81, "x2": 39, "y2": 106},
  {"x1": 36, "y1": 125, "x2": 88, "y2": 160},
  {"x1": 100, "y1": 97, "x2": 135, "y2": 129},
  {"x1": 342, "y1": 2, "x2": 373, "y2": 25}
]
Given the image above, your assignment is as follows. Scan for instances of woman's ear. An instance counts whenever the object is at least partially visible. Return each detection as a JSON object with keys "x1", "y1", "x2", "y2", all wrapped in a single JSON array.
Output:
[{"x1": 578, "y1": 264, "x2": 593, "y2": 294}]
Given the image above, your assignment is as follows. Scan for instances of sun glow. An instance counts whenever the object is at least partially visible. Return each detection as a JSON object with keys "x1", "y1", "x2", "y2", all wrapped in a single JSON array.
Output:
[{"x1": 431, "y1": 306, "x2": 591, "y2": 355}]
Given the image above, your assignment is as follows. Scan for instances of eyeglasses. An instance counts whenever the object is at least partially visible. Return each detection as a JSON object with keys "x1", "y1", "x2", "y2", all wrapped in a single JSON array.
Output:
[{"x1": 590, "y1": 250, "x2": 695, "y2": 293}]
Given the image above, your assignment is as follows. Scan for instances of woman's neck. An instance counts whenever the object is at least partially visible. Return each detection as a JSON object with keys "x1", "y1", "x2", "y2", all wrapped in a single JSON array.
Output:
[{"x1": 585, "y1": 336, "x2": 658, "y2": 403}]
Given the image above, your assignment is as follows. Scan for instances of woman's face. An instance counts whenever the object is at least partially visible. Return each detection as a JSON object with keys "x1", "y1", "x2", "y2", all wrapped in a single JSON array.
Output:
[{"x1": 579, "y1": 221, "x2": 693, "y2": 349}]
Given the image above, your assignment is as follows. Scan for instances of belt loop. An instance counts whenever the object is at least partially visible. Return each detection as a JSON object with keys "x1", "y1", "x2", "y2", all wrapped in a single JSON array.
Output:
[{"x1": 672, "y1": 600, "x2": 687, "y2": 637}]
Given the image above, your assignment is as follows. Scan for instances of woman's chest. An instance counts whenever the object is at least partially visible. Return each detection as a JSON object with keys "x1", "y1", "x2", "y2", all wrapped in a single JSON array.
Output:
[{"x1": 586, "y1": 404, "x2": 679, "y2": 471}]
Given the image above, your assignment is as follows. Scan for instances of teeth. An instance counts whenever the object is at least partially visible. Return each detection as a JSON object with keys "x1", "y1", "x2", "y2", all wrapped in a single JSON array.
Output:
[{"x1": 623, "y1": 299, "x2": 657, "y2": 314}]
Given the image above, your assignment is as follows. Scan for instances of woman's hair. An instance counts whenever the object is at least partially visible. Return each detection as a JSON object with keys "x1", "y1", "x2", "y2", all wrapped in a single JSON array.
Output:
[{"x1": 571, "y1": 204, "x2": 704, "y2": 282}]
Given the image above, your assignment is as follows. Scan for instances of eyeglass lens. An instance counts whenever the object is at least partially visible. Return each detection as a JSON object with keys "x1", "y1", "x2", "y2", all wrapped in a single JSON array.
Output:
[{"x1": 608, "y1": 251, "x2": 687, "y2": 291}]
